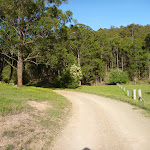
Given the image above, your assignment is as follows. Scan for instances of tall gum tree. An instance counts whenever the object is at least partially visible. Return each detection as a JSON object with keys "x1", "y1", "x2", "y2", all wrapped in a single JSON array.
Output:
[{"x1": 0, "y1": 0, "x2": 69, "y2": 87}]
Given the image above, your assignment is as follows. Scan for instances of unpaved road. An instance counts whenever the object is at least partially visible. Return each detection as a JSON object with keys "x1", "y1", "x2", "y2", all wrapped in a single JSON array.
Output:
[{"x1": 51, "y1": 90, "x2": 150, "y2": 150}]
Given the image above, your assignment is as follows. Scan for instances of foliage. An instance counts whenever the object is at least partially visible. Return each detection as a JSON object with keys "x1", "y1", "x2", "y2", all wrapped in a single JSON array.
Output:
[
  {"x1": 65, "y1": 64, "x2": 82, "y2": 88},
  {"x1": 109, "y1": 68, "x2": 129, "y2": 84},
  {"x1": 1, "y1": 1, "x2": 150, "y2": 88},
  {"x1": 55, "y1": 64, "x2": 82, "y2": 88},
  {"x1": 3, "y1": 77, "x2": 9, "y2": 83},
  {"x1": 0, "y1": 0, "x2": 72, "y2": 87},
  {"x1": 70, "y1": 64, "x2": 82, "y2": 83}
]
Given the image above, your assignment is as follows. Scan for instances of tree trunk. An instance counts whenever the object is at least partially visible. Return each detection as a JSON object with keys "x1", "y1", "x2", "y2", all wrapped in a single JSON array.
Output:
[
  {"x1": 78, "y1": 49, "x2": 81, "y2": 86},
  {"x1": 0, "y1": 57, "x2": 5, "y2": 81},
  {"x1": 111, "y1": 61, "x2": 113, "y2": 69},
  {"x1": 149, "y1": 62, "x2": 150, "y2": 80},
  {"x1": 117, "y1": 48, "x2": 119, "y2": 68},
  {"x1": 79, "y1": 81, "x2": 81, "y2": 86},
  {"x1": 95, "y1": 77, "x2": 98, "y2": 86},
  {"x1": 77, "y1": 49, "x2": 80, "y2": 66},
  {"x1": 100, "y1": 77, "x2": 102, "y2": 85},
  {"x1": 8, "y1": 65, "x2": 13, "y2": 84},
  {"x1": 106, "y1": 64, "x2": 108, "y2": 74},
  {"x1": 139, "y1": 68, "x2": 140, "y2": 78},
  {"x1": 17, "y1": 51, "x2": 23, "y2": 87},
  {"x1": 0, "y1": 67, "x2": 4, "y2": 81},
  {"x1": 122, "y1": 57, "x2": 124, "y2": 71}
]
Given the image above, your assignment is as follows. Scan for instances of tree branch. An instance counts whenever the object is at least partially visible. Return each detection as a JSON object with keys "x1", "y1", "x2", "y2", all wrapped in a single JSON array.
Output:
[
  {"x1": 0, "y1": 52, "x2": 18, "y2": 62},
  {"x1": 4, "y1": 58, "x2": 17, "y2": 70},
  {"x1": 24, "y1": 35, "x2": 43, "y2": 45},
  {"x1": 24, "y1": 53, "x2": 40, "y2": 62},
  {"x1": 24, "y1": 59, "x2": 41, "y2": 66}
]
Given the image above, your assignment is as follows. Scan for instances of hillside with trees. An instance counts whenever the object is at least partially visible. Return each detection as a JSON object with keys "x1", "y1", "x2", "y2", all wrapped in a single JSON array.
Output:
[{"x1": 1, "y1": 1, "x2": 150, "y2": 87}]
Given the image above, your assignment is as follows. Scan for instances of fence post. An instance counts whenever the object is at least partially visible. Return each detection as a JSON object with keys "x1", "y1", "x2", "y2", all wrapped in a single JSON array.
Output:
[
  {"x1": 127, "y1": 90, "x2": 129, "y2": 96},
  {"x1": 138, "y1": 89, "x2": 142, "y2": 101},
  {"x1": 124, "y1": 87, "x2": 125, "y2": 92},
  {"x1": 133, "y1": 89, "x2": 136, "y2": 100}
]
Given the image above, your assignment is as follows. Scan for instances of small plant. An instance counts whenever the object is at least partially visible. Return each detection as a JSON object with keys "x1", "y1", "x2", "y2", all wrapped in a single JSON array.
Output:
[
  {"x1": 109, "y1": 68, "x2": 129, "y2": 84},
  {"x1": 5, "y1": 145, "x2": 14, "y2": 150},
  {"x1": 3, "y1": 130, "x2": 16, "y2": 137}
]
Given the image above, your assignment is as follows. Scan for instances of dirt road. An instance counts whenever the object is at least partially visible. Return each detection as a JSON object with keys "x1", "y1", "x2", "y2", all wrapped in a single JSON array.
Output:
[{"x1": 51, "y1": 90, "x2": 150, "y2": 150}]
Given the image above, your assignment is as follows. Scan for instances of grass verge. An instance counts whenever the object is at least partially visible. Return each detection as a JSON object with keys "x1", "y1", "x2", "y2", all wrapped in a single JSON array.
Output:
[
  {"x1": 69, "y1": 85, "x2": 150, "y2": 114},
  {"x1": 0, "y1": 84, "x2": 70, "y2": 116},
  {"x1": 0, "y1": 84, "x2": 71, "y2": 150}
]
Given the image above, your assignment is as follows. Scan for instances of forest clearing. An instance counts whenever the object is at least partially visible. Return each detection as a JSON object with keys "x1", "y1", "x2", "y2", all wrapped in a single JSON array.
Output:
[
  {"x1": 0, "y1": 84, "x2": 150, "y2": 149},
  {"x1": 0, "y1": 0, "x2": 150, "y2": 149}
]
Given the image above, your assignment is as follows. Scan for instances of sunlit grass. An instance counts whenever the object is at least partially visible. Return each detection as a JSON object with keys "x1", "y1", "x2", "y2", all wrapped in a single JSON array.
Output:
[
  {"x1": 0, "y1": 84, "x2": 71, "y2": 116},
  {"x1": 123, "y1": 84, "x2": 150, "y2": 104},
  {"x1": 70, "y1": 85, "x2": 150, "y2": 112}
]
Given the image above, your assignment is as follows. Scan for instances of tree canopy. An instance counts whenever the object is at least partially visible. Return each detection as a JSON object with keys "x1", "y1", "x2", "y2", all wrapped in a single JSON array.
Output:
[{"x1": 1, "y1": 1, "x2": 150, "y2": 87}]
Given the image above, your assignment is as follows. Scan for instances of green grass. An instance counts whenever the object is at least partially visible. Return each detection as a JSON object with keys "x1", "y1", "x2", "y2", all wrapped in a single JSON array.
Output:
[
  {"x1": 0, "y1": 83, "x2": 71, "y2": 149},
  {"x1": 123, "y1": 84, "x2": 150, "y2": 104},
  {"x1": 70, "y1": 85, "x2": 150, "y2": 113},
  {"x1": 0, "y1": 84, "x2": 71, "y2": 116}
]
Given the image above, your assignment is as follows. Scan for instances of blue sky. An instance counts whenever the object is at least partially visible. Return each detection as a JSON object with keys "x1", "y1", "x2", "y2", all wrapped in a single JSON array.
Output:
[{"x1": 60, "y1": 0, "x2": 150, "y2": 31}]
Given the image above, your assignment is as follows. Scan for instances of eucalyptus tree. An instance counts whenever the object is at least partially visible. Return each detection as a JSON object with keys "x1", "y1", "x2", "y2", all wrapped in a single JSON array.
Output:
[
  {"x1": 145, "y1": 34, "x2": 150, "y2": 79},
  {"x1": 0, "y1": 0, "x2": 70, "y2": 87}
]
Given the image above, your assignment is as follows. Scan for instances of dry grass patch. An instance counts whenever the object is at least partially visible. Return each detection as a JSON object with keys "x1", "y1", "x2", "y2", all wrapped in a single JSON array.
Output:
[{"x1": 0, "y1": 84, "x2": 71, "y2": 150}]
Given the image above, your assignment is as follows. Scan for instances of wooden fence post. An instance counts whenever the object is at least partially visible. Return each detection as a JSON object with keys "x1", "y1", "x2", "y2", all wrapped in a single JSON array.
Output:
[
  {"x1": 127, "y1": 90, "x2": 129, "y2": 96},
  {"x1": 133, "y1": 89, "x2": 136, "y2": 100},
  {"x1": 138, "y1": 89, "x2": 142, "y2": 101}
]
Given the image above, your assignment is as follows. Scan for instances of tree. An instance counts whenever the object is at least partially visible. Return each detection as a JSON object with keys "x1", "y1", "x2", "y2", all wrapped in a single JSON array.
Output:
[
  {"x1": 109, "y1": 68, "x2": 129, "y2": 84},
  {"x1": 145, "y1": 34, "x2": 150, "y2": 79},
  {"x1": 70, "y1": 64, "x2": 82, "y2": 86},
  {"x1": 0, "y1": 0, "x2": 70, "y2": 87}
]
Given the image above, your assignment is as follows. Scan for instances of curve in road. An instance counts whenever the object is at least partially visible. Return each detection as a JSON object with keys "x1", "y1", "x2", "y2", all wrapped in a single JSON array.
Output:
[{"x1": 50, "y1": 90, "x2": 150, "y2": 150}]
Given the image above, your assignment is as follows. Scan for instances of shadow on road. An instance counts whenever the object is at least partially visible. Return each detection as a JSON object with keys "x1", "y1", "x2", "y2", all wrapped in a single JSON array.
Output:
[{"x1": 82, "y1": 148, "x2": 91, "y2": 150}]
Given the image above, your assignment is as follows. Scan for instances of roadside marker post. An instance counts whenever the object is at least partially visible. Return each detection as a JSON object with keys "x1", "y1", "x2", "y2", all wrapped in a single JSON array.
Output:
[
  {"x1": 127, "y1": 90, "x2": 129, "y2": 97},
  {"x1": 133, "y1": 89, "x2": 136, "y2": 100}
]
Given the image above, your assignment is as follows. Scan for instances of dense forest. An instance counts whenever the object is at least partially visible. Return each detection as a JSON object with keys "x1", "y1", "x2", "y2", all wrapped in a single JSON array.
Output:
[{"x1": 0, "y1": 0, "x2": 150, "y2": 87}]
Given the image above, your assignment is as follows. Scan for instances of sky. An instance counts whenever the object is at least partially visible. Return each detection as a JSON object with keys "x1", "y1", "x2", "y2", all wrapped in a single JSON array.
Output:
[{"x1": 59, "y1": 0, "x2": 150, "y2": 31}]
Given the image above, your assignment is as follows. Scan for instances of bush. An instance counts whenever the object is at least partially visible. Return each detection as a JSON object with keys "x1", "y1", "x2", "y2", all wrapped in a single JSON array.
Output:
[
  {"x1": 60, "y1": 69, "x2": 72, "y2": 88},
  {"x1": 70, "y1": 64, "x2": 82, "y2": 83},
  {"x1": 58, "y1": 64, "x2": 82, "y2": 88},
  {"x1": 109, "y1": 68, "x2": 129, "y2": 84},
  {"x1": 3, "y1": 77, "x2": 9, "y2": 83}
]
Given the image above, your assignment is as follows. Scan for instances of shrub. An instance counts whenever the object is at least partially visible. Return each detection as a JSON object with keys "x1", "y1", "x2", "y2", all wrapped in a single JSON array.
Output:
[
  {"x1": 59, "y1": 64, "x2": 82, "y2": 88},
  {"x1": 70, "y1": 64, "x2": 82, "y2": 83},
  {"x1": 109, "y1": 68, "x2": 129, "y2": 84},
  {"x1": 3, "y1": 77, "x2": 9, "y2": 83},
  {"x1": 60, "y1": 69, "x2": 72, "y2": 88}
]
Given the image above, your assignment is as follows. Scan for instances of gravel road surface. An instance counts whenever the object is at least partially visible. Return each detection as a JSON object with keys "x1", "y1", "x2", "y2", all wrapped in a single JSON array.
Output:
[{"x1": 51, "y1": 90, "x2": 150, "y2": 150}]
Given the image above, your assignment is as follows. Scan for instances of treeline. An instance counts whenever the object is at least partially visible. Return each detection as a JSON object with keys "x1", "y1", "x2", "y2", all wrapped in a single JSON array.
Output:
[
  {"x1": 0, "y1": 1, "x2": 150, "y2": 87},
  {"x1": 28, "y1": 24, "x2": 150, "y2": 86}
]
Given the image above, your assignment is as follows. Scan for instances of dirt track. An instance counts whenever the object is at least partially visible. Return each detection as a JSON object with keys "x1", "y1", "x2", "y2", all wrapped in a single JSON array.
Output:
[{"x1": 51, "y1": 90, "x2": 150, "y2": 150}]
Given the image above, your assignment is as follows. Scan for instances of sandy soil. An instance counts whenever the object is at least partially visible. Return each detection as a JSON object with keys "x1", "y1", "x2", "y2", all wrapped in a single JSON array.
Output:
[
  {"x1": 51, "y1": 90, "x2": 150, "y2": 150},
  {"x1": 0, "y1": 101, "x2": 56, "y2": 150}
]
